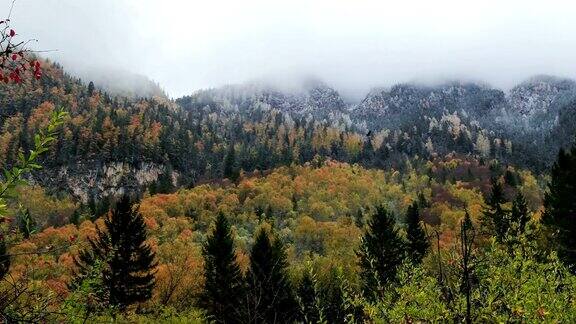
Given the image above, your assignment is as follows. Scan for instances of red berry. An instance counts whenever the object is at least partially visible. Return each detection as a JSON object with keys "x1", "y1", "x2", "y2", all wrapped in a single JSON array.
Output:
[{"x1": 9, "y1": 29, "x2": 15, "y2": 37}]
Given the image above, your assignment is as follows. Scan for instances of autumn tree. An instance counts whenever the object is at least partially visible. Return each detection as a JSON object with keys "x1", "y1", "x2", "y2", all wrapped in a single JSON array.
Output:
[
  {"x1": 202, "y1": 213, "x2": 245, "y2": 323},
  {"x1": 245, "y1": 228, "x2": 297, "y2": 323},
  {"x1": 405, "y1": 201, "x2": 429, "y2": 264},
  {"x1": 73, "y1": 196, "x2": 156, "y2": 310},
  {"x1": 543, "y1": 145, "x2": 576, "y2": 270},
  {"x1": 357, "y1": 205, "x2": 406, "y2": 300}
]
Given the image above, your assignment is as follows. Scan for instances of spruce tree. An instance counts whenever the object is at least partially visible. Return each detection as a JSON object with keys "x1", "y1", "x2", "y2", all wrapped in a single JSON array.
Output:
[
  {"x1": 511, "y1": 192, "x2": 529, "y2": 234},
  {"x1": 0, "y1": 238, "x2": 9, "y2": 280},
  {"x1": 246, "y1": 228, "x2": 297, "y2": 323},
  {"x1": 16, "y1": 207, "x2": 35, "y2": 239},
  {"x1": 405, "y1": 202, "x2": 429, "y2": 264},
  {"x1": 543, "y1": 145, "x2": 576, "y2": 270},
  {"x1": 482, "y1": 177, "x2": 510, "y2": 241},
  {"x1": 202, "y1": 213, "x2": 245, "y2": 323},
  {"x1": 296, "y1": 270, "x2": 321, "y2": 324},
  {"x1": 74, "y1": 196, "x2": 156, "y2": 309},
  {"x1": 223, "y1": 144, "x2": 239, "y2": 181},
  {"x1": 357, "y1": 205, "x2": 405, "y2": 300}
]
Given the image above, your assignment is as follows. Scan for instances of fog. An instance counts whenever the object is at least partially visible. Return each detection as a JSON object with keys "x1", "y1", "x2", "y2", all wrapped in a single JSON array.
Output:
[{"x1": 8, "y1": 0, "x2": 576, "y2": 100}]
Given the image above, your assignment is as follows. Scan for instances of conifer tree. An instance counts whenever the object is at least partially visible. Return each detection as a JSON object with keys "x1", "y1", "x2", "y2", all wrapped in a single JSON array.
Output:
[
  {"x1": 482, "y1": 177, "x2": 510, "y2": 241},
  {"x1": 246, "y1": 228, "x2": 297, "y2": 323},
  {"x1": 0, "y1": 238, "x2": 9, "y2": 281},
  {"x1": 511, "y1": 192, "x2": 529, "y2": 234},
  {"x1": 223, "y1": 144, "x2": 239, "y2": 181},
  {"x1": 357, "y1": 205, "x2": 406, "y2": 300},
  {"x1": 296, "y1": 270, "x2": 322, "y2": 324},
  {"x1": 74, "y1": 196, "x2": 156, "y2": 309},
  {"x1": 405, "y1": 202, "x2": 429, "y2": 264},
  {"x1": 202, "y1": 213, "x2": 245, "y2": 323},
  {"x1": 16, "y1": 207, "x2": 35, "y2": 239},
  {"x1": 543, "y1": 145, "x2": 576, "y2": 270}
]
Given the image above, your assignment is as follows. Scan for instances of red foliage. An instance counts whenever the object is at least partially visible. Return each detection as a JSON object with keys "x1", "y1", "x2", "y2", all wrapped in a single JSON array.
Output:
[{"x1": 0, "y1": 19, "x2": 42, "y2": 83}]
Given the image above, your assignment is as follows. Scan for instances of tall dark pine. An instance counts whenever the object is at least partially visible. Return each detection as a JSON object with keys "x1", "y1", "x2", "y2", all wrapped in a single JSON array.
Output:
[
  {"x1": 223, "y1": 144, "x2": 239, "y2": 181},
  {"x1": 246, "y1": 229, "x2": 297, "y2": 323},
  {"x1": 357, "y1": 205, "x2": 405, "y2": 300},
  {"x1": 511, "y1": 192, "x2": 529, "y2": 234},
  {"x1": 296, "y1": 271, "x2": 321, "y2": 324},
  {"x1": 202, "y1": 213, "x2": 245, "y2": 324},
  {"x1": 543, "y1": 145, "x2": 576, "y2": 271},
  {"x1": 405, "y1": 202, "x2": 429, "y2": 264},
  {"x1": 0, "y1": 238, "x2": 9, "y2": 281},
  {"x1": 482, "y1": 177, "x2": 510, "y2": 241},
  {"x1": 74, "y1": 196, "x2": 156, "y2": 309}
]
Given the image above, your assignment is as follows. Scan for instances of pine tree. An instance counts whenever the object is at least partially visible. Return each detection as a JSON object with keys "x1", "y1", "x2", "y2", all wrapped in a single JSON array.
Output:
[
  {"x1": 296, "y1": 270, "x2": 322, "y2": 324},
  {"x1": 202, "y1": 213, "x2": 245, "y2": 324},
  {"x1": 73, "y1": 196, "x2": 156, "y2": 309},
  {"x1": 16, "y1": 207, "x2": 35, "y2": 239},
  {"x1": 223, "y1": 144, "x2": 239, "y2": 181},
  {"x1": 543, "y1": 145, "x2": 576, "y2": 270},
  {"x1": 88, "y1": 81, "x2": 95, "y2": 96},
  {"x1": 0, "y1": 238, "x2": 9, "y2": 280},
  {"x1": 357, "y1": 205, "x2": 406, "y2": 300},
  {"x1": 511, "y1": 192, "x2": 529, "y2": 234},
  {"x1": 405, "y1": 202, "x2": 429, "y2": 264},
  {"x1": 460, "y1": 210, "x2": 476, "y2": 324},
  {"x1": 482, "y1": 177, "x2": 510, "y2": 241},
  {"x1": 246, "y1": 228, "x2": 297, "y2": 323}
]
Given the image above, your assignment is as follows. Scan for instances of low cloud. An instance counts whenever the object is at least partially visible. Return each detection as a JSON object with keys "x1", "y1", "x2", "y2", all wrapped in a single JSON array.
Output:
[{"x1": 8, "y1": 0, "x2": 576, "y2": 100}]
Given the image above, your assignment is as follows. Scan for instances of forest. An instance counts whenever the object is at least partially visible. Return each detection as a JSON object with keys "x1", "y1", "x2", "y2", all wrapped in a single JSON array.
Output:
[{"x1": 1, "y1": 6, "x2": 576, "y2": 323}]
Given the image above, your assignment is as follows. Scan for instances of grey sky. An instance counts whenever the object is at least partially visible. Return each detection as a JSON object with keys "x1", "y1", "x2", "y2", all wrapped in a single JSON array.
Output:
[{"x1": 7, "y1": 0, "x2": 576, "y2": 99}]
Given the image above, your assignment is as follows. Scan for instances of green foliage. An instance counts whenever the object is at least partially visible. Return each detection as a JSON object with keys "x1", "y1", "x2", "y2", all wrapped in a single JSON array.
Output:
[
  {"x1": 0, "y1": 109, "x2": 67, "y2": 217},
  {"x1": 482, "y1": 177, "x2": 510, "y2": 242},
  {"x1": 511, "y1": 192, "x2": 529, "y2": 235},
  {"x1": 245, "y1": 228, "x2": 297, "y2": 323},
  {"x1": 201, "y1": 213, "x2": 245, "y2": 323},
  {"x1": 357, "y1": 205, "x2": 406, "y2": 300},
  {"x1": 543, "y1": 144, "x2": 576, "y2": 271},
  {"x1": 296, "y1": 266, "x2": 323, "y2": 324},
  {"x1": 372, "y1": 261, "x2": 449, "y2": 322},
  {"x1": 73, "y1": 196, "x2": 157, "y2": 310},
  {"x1": 405, "y1": 201, "x2": 430, "y2": 264},
  {"x1": 16, "y1": 206, "x2": 35, "y2": 239}
]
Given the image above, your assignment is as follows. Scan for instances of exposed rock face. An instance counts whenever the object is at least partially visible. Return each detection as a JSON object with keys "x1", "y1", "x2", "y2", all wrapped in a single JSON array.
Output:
[{"x1": 32, "y1": 161, "x2": 175, "y2": 202}]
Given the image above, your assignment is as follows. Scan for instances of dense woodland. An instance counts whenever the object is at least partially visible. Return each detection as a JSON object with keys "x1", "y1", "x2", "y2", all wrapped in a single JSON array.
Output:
[{"x1": 0, "y1": 27, "x2": 576, "y2": 323}]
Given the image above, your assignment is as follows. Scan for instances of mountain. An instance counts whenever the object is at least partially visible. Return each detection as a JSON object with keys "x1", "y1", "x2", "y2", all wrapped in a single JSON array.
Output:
[
  {"x1": 1, "y1": 60, "x2": 575, "y2": 201},
  {"x1": 507, "y1": 75, "x2": 576, "y2": 117},
  {"x1": 352, "y1": 81, "x2": 506, "y2": 130},
  {"x1": 176, "y1": 77, "x2": 349, "y2": 121}
]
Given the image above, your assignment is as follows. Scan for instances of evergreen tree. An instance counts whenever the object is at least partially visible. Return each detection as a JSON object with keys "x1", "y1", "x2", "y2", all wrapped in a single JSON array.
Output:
[
  {"x1": 405, "y1": 202, "x2": 429, "y2": 264},
  {"x1": 16, "y1": 207, "x2": 35, "y2": 239},
  {"x1": 73, "y1": 196, "x2": 156, "y2": 310},
  {"x1": 223, "y1": 144, "x2": 239, "y2": 181},
  {"x1": 543, "y1": 145, "x2": 576, "y2": 270},
  {"x1": 87, "y1": 81, "x2": 95, "y2": 96},
  {"x1": 511, "y1": 192, "x2": 529, "y2": 234},
  {"x1": 246, "y1": 228, "x2": 297, "y2": 323},
  {"x1": 202, "y1": 213, "x2": 245, "y2": 323},
  {"x1": 0, "y1": 238, "x2": 9, "y2": 281},
  {"x1": 296, "y1": 270, "x2": 322, "y2": 324},
  {"x1": 357, "y1": 205, "x2": 406, "y2": 300},
  {"x1": 482, "y1": 177, "x2": 510, "y2": 241}
]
